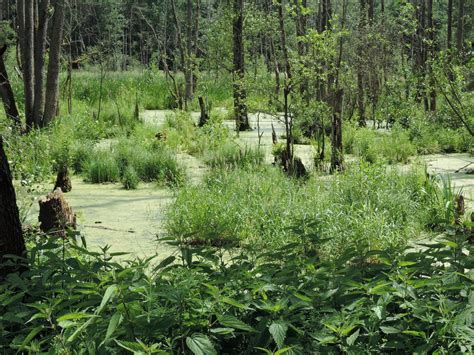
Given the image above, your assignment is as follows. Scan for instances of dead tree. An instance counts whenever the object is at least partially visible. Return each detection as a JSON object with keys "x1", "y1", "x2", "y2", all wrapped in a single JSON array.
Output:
[
  {"x1": 0, "y1": 137, "x2": 26, "y2": 278},
  {"x1": 233, "y1": 0, "x2": 251, "y2": 131}
]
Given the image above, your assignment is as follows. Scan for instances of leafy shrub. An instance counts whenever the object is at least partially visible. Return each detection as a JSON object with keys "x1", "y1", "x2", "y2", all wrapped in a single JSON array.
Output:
[{"x1": 0, "y1": 224, "x2": 471, "y2": 353}]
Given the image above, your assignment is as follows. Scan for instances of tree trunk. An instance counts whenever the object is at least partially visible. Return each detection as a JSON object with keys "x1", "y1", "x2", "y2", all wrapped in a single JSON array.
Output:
[
  {"x1": 17, "y1": 0, "x2": 35, "y2": 130},
  {"x1": 330, "y1": 89, "x2": 344, "y2": 172},
  {"x1": 43, "y1": 0, "x2": 65, "y2": 126},
  {"x1": 357, "y1": 0, "x2": 366, "y2": 127},
  {"x1": 0, "y1": 137, "x2": 26, "y2": 278},
  {"x1": 0, "y1": 46, "x2": 21, "y2": 128},
  {"x1": 32, "y1": 0, "x2": 50, "y2": 127},
  {"x1": 233, "y1": 0, "x2": 250, "y2": 131},
  {"x1": 447, "y1": 0, "x2": 453, "y2": 51},
  {"x1": 277, "y1": 0, "x2": 294, "y2": 174},
  {"x1": 185, "y1": 0, "x2": 194, "y2": 103},
  {"x1": 426, "y1": 0, "x2": 436, "y2": 111},
  {"x1": 456, "y1": 0, "x2": 464, "y2": 55}
]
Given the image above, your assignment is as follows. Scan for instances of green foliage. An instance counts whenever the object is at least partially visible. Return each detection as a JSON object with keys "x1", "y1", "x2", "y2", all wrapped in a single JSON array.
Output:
[
  {"x1": 121, "y1": 166, "x2": 139, "y2": 190},
  {"x1": 166, "y1": 163, "x2": 440, "y2": 255},
  {"x1": 85, "y1": 150, "x2": 120, "y2": 183},
  {"x1": 348, "y1": 126, "x2": 416, "y2": 164},
  {"x1": 203, "y1": 143, "x2": 264, "y2": 170},
  {"x1": 0, "y1": 220, "x2": 472, "y2": 353}
]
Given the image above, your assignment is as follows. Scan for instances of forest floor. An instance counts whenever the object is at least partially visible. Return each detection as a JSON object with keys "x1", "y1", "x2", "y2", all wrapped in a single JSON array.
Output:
[{"x1": 23, "y1": 110, "x2": 473, "y2": 259}]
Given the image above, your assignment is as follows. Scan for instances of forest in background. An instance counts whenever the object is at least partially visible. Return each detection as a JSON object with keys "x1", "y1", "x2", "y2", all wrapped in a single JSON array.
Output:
[{"x1": 0, "y1": 0, "x2": 474, "y2": 353}]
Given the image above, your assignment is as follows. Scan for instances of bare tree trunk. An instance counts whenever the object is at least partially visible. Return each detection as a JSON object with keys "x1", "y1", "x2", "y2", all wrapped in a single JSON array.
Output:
[
  {"x1": 43, "y1": 0, "x2": 65, "y2": 126},
  {"x1": 0, "y1": 46, "x2": 21, "y2": 128},
  {"x1": 357, "y1": 0, "x2": 366, "y2": 127},
  {"x1": 277, "y1": 0, "x2": 294, "y2": 174},
  {"x1": 447, "y1": 0, "x2": 453, "y2": 51},
  {"x1": 330, "y1": 0, "x2": 347, "y2": 173},
  {"x1": 233, "y1": 0, "x2": 250, "y2": 131},
  {"x1": 171, "y1": 0, "x2": 191, "y2": 110},
  {"x1": 0, "y1": 136, "x2": 26, "y2": 278},
  {"x1": 456, "y1": 0, "x2": 464, "y2": 55},
  {"x1": 17, "y1": 0, "x2": 35, "y2": 130},
  {"x1": 330, "y1": 89, "x2": 344, "y2": 172},
  {"x1": 185, "y1": 0, "x2": 194, "y2": 103},
  {"x1": 427, "y1": 0, "x2": 436, "y2": 111},
  {"x1": 32, "y1": 0, "x2": 50, "y2": 127}
]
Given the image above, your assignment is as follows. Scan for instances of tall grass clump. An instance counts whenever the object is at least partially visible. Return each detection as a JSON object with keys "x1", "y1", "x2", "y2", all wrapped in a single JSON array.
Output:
[
  {"x1": 114, "y1": 129, "x2": 185, "y2": 187},
  {"x1": 203, "y1": 142, "x2": 264, "y2": 170},
  {"x1": 85, "y1": 150, "x2": 120, "y2": 183}
]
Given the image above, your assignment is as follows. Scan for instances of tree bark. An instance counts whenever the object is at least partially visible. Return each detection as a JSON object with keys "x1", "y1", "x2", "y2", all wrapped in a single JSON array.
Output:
[
  {"x1": 17, "y1": 0, "x2": 35, "y2": 130},
  {"x1": 426, "y1": 0, "x2": 436, "y2": 111},
  {"x1": 32, "y1": 0, "x2": 50, "y2": 127},
  {"x1": 43, "y1": 0, "x2": 66, "y2": 126},
  {"x1": 330, "y1": 89, "x2": 344, "y2": 172},
  {"x1": 456, "y1": 0, "x2": 464, "y2": 55},
  {"x1": 357, "y1": 0, "x2": 366, "y2": 127},
  {"x1": 0, "y1": 136, "x2": 26, "y2": 278},
  {"x1": 0, "y1": 46, "x2": 21, "y2": 128},
  {"x1": 447, "y1": 0, "x2": 453, "y2": 51},
  {"x1": 233, "y1": 0, "x2": 250, "y2": 131}
]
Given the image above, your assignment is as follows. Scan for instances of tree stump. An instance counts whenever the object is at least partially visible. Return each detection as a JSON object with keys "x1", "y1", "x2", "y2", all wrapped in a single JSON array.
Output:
[
  {"x1": 39, "y1": 188, "x2": 76, "y2": 236},
  {"x1": 198, "y1": 96, "x2": 210, "y2": 127},
  {"x1": 54, "y1": 167, "x2": 72, "y2": 193}
]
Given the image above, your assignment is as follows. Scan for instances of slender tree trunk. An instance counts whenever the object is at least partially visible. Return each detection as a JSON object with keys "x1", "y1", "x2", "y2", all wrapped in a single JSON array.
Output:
[
  {"x1": 43, "y1": 0, "x2": 65, "y2": 126},
  {"x1": 447, "y1": 0, "x2": 453, "y2": 51},
  {"x1": 277, "y1": 0, "x2": 294, "y2": 173},
  {"x1": 233, "y1": 0, "x2": 250, "y2": 131},
  {"x1": 0, "y1": 136, "x2": 26, "y2": 278},
  {"x1": 17, "y1": 0, "x2": 35, "y2": 130},
  {"x1": 32, "y1": 0, "x2": 50, "y2": 127},
  {"x1": 0, "y1": 46, "x2": 21, "y2": 128},
  {"x1": 357, "y1": 0, "x2": 366, "y2": 127},
  {"x1": 185, "y1": 0, "x2": 194, "y2": 103},
  {"x1": 456, "y1": 0, "x2": 464, "y2": 55},
  {"x1": 171, "y1": 0, "x2": 189, "y2": 110},
  {"x1": 427, "y1": 0, "x2": 436, "y2": 111},
  {"x1": 330, "y1": 89, "x2": 344, "y2": 172},
  {"x1": 330, "y1": 0, "x2": 346, "y2": 173}
]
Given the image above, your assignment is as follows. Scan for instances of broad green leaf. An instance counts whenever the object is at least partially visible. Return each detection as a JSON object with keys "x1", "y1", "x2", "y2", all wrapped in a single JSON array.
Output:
[
  {"x1": 186, "y1": 334, "x2": 217, "y2": 355},
  {"x1": 104, "y1": 312, "x2": 123, "y2": 343},
  {"x1": 346, "y1": 329, "x2": 360, "y2": 346},
  {"x1": 97, "y1": 285, "x2": 117, "y2": 314},
  {"x1": 380, "y1": 326, "x2": 401, "y2": 334},
  {"x1": 269, "y1": 321, "x2": 288, "y2": 349},
  {"x1": 210, "y1": 327, "x2": 235, "y2": 335},
  {"x1": 218, "y1": 315, "x2": 255, "y2": 332},
  {"x1": 402, "y1": 330, "x2": 425, "y2": 338},
  {"x1": 221, "y1": 296, "x2": 248, "y2": 309},
  {"x1": 19, "y1": 326, "x2": 43, "y2": 350},
  {"x1": 57, "y1": 312, "x2": 95, "y2": 322}
]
